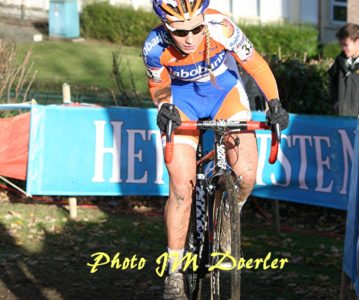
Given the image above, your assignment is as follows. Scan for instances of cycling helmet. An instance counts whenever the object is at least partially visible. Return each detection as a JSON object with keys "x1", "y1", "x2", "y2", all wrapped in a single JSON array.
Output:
[{"x1": 153, "y1": 0, "x2": 210, "y2": 22}]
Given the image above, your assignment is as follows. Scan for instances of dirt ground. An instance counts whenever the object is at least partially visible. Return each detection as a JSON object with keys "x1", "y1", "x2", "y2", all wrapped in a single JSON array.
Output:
[{"x1": 1, "y1": 186, "x2": 356, "y2": 300}]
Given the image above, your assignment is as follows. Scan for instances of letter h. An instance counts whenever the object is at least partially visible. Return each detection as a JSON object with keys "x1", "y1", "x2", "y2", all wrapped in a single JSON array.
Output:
[{"x1": 92, "y1": 121, "x2": 123, "y2": 183}]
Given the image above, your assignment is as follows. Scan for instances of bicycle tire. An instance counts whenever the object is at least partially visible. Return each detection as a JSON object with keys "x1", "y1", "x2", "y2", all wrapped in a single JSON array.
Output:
[
  {"x1": 211, "y1": 172, "x2": 241, "y2": 300},
  {"x1": 186, "y1": 215, "x2": 203, "y2": 300},
  {"x1": 226, "y1": 173, "x2": 241, "y2": 299},
  {"x1": 186, "y1": 183, "x2": 208, "y2": 300}
]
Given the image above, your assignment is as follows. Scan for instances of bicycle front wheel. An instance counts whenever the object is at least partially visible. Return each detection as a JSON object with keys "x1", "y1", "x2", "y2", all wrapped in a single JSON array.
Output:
[
  {"x1": 211, "y1": 173, "x2": 241, "y2": 300},
  {"x1": 186, "y1": 180, "x2": 208, "y2": 300}
]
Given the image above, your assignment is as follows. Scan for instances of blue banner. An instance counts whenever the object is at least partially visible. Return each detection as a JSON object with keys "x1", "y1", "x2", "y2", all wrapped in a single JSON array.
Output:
[
  {"x1": 26, "y1": 105, "x2": 357, "y2": 211},
  {"x1": 251, "y1": 113, "x2": 356, "y2": 210},
  {"x1": 343, "y1": 117, "x2": 359, "y2": 296},
  {"x1": 27, "y1": 105, "x2": 167, "y2": 196}
]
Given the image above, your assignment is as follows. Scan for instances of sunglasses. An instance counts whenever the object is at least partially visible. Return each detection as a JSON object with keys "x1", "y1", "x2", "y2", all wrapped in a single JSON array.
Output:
[{"x1": 166, "y1": 23, "x2": 206, "y2": 37}]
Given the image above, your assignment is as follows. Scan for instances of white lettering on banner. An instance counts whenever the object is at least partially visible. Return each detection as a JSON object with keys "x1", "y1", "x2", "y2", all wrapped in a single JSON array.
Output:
[
  {"x1": 338, "y1": 129, "x2": 354, "y2": 195},
  {"x1": 292, "y1": 135, "x2": 313, "y2": 190},
  {"x1": 92, "y1": 121, "x2": 164, "y2": 185},
  {"x1": 92, "y1": 121, "x2": 123, "y2": 183},
  {"x1": 256, "y1": 132, "x2": 354, "y2": 195},
  {"x1": 270, "y1": 135, "x2": 291, "y2": 187},
  {"x1": 127, "y1": 130, "x2": 148, "y2": 183},
  {"x1": 257, "y1": 134, "x2": 291, "y2": 187},
  {"x1": 89, "y1": 121, "x2": 354, "y2": 195},
  {"x1": 126, "y1": 130, "x2": 164, "y2": 184},
  {"x1": 256, "y1": 133, "x2": 269, "y2": 186},
  {"x1": 313, "y1": 136, "x2": 333, "y2": 192},
  {"x1": 148, "y1": 130, "x2": 165, "y2": 185}
]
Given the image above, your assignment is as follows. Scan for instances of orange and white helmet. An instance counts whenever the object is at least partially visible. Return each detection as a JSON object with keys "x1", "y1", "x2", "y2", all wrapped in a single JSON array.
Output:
[{"x1": 153, "y1": 0, "x2": 210, "y2": 22}]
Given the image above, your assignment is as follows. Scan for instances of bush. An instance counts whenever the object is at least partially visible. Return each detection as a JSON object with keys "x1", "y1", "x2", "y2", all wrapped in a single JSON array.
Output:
[
  {"x1": 322, "y1": 42, "x2": 341, "y2": 59},
  {"x1": 81, "y1": 3, "x2": 159, "y2": 47},
  {"x1": 240, "y1": 23, "x2": 319, "y2": 58},
  {"x1": 81, "y1": 3, "x2": 320, "y2": 58},
  {"x1": 269, "y1": 57, "x2": 334, "y2": 115}
]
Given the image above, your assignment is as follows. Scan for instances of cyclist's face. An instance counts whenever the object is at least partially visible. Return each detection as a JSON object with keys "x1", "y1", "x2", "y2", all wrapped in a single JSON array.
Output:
[
  {"x1": 167, "y1": 14, "x2": 205, "y2": 54},
  {"x1": 339, "y1": 37, "x2": 359, "y2": 58}
]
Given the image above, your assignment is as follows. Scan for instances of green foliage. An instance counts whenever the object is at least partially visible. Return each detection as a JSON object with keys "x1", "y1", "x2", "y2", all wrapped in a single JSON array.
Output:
[
  {"x1": 322, "y1": 42, "x2": 341, "y2": 59},
  {"x1": 81, "y1": 4, "x2": 319, "y2": 58},
  {"x1": 240, "y1": 23, "x2": 319, "y2": 58},
  {"x1": 269, "y1": 57, "x2": 335, "y2": 115},
  {"x1": 81, "y1": 2, "x2": 159, "y2": 47}
]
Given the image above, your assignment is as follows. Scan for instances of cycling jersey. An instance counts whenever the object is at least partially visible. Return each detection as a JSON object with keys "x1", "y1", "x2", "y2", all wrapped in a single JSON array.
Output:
[{"x1": 143, "y1": 9, "x2": 279, "y2": 147}]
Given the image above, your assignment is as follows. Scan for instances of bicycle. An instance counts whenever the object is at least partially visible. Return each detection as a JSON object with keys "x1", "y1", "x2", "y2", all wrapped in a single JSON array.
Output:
[{"x1": 165, "y1": 108, "x2": 280, "y2": 300}]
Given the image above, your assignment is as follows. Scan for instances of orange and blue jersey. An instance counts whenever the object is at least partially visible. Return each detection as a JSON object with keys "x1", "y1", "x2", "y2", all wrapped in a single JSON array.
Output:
[{"x1": 143, "y1": 9, "x2": 279, "y2": 147}]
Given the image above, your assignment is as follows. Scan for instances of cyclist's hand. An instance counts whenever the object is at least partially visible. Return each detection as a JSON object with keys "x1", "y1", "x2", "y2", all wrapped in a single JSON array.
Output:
[
  {"x1": 157, "y1": 103, "x2": 181, "y2": 132},
  {"x1": 266, "y1": 99, "x2": 289, "y2": 130}
]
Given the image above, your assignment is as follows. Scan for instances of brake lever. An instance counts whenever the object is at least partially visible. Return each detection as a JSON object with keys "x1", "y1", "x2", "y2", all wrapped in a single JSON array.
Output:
[
  {"x1": 165, "y1": 104, "x2": 175, "y2": 164},
  {"x1": 272, "y1": 105, "x2": 282, "y2": 143},
  {"x1": 166, "y1": 104, "x2": 174, "y2": 143},
  {"x1": 274, "y1": 123, "x2": 281, "y2": 143}
]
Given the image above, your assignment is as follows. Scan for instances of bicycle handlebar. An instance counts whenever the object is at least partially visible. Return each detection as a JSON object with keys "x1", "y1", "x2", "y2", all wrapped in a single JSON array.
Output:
[{"x1": 165, "y1": 117, "x2": 281, "y2": 165}]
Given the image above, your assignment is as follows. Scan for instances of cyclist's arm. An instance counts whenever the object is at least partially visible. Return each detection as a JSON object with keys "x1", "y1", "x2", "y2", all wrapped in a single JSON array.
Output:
[
  {"x1": 142, "y1": 35, "x2": 172, "y2": 108},
  {"x1": 146, "y1": 66, "x2": 172, "y2": 108},
  {"x1": 207, "y1": 12, "x2": 279, "y2": 101},
  {"x1": 235, "y1": 50, "x2": 279, "y2": 101}
]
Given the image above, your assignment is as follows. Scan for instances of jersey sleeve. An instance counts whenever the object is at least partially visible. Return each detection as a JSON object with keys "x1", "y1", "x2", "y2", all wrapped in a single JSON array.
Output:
[
  {"x1": 207, "y1": 13, "x2": 279, "y2": 101},
  {"x1": 142, "y1": 30, "x2": 172, "y2": 108}
]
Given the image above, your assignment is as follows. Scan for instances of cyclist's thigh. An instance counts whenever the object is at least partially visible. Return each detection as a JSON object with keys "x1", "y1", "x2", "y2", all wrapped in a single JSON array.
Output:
[
  {"x1": 227, "y1": 132, "x2": 258, "y2": 189},
  {"x1": 226, "y1": 132, "x2": 258, "y2": 170},
  {"x1": 165, "y1": 143, "x2": 197, "y2": 191},
  {"x1": 214, "y1": 79, "x2": 258, "y2": 182}
]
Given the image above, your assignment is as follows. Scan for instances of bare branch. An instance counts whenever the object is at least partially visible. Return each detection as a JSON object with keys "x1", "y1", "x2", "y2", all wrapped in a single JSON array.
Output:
[
  {"x1": 0, "y1": 41, "x2": 36, "y2": 105},
  {"x1": 108, "y1": 88, "x2": 118, "y2": 106},
  {"x1": 111, "y1": 50, "x2": 147, "y2": 107},
  {"x1": 23, "y1": 69, "x2": 38, "y2": 102}
]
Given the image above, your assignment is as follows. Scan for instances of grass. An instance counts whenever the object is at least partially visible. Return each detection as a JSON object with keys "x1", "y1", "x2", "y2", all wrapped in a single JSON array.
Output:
[
  {"x1": 0, "y1": 200, "x2": 166, "y2": 299},
  {"x1": 17, "y1": 40, "x2": 148, "y2": 102},
  {"x1": 241, "y1": 229, "x2": 343, "y2": 299},
  {"x1": 0, "y1": 196, "x2": 356, "y2": 300}
]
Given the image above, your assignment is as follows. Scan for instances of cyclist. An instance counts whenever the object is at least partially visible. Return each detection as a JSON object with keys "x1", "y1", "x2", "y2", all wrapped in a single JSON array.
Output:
[{"x1": 143, "y1": 1, "x2": 289, "y2": 298}]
